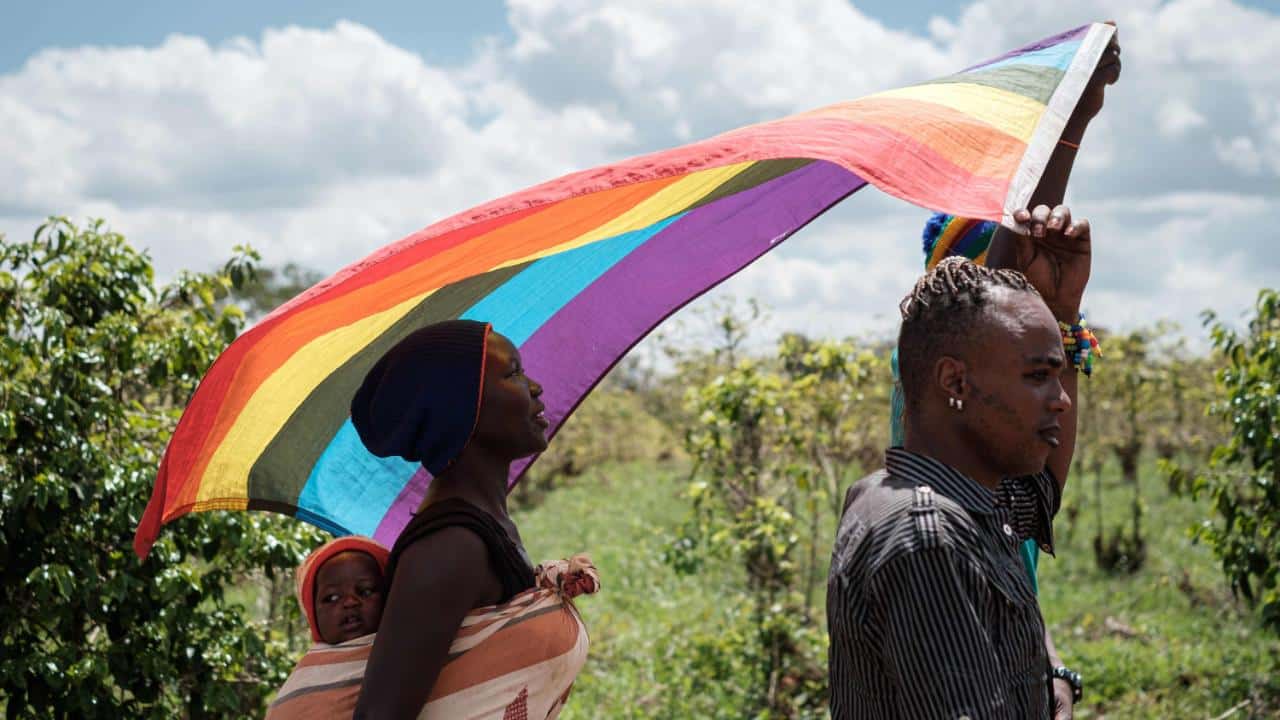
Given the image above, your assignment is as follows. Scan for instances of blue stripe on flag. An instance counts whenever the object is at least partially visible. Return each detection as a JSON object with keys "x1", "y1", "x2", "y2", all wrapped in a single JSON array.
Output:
[
  {"x1": 295, "y1": 213, "x2": 685, "y2": 536},
  {"x1": 463, "y1": 214, "x2": 685, "y2": 345},
  {"x1": 968, "y1": 39, "x2": 1081, "y2": 74}
]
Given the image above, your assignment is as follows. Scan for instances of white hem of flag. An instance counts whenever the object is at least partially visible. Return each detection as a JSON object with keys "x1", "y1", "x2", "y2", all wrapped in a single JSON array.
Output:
[{"x1": 1001, "y1": 22, "x2": 1117, "y2": 230}]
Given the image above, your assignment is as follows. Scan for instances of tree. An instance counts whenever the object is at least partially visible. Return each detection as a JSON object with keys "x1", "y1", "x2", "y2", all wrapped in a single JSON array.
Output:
[
  {"x1": 1153, "y1": 349, "x2": 1224, "y2": 496},
  {"x1": 777, "y1": 334, "x2": 888, "y2": 611},
  {"x1": 1085, "y1": 328, "x2": 1166, "y2": 573},
  {"x1": 511, "y1": 375, "x2": 677, "y2": 510},
  {"x1": 0, "y1": 219, "x2": 324, "y2": 718},
  {"x1": 1190, "y1": 289, "x2": 1280, "y2": 629},
  {"x1": 227, "y1": 262, "x2": 325, "y2": 321},
  {"x1": 662, "y1": 312, "x2": 897, "y2": 717},
  {"x1": 674, "y1": 355, "x2": 824, "y2": 716}
]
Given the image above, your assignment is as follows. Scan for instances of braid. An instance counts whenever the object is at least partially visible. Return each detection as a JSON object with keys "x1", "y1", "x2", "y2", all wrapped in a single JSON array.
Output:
[
  {"x1": 900, "y1": 256, "x2": 1037, "y2": 321},
  {"x1": 897, "y1": 256, "x2": 1039, "y2": 410}
]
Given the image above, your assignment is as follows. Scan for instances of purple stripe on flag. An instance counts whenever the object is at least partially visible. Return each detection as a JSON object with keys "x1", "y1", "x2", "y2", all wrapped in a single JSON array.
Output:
[
  {"x1": 372, "y1": 465, "x2": 432, "y2": 545},
  {"x1": 369, "y1": 161, "x2": 864, "y2": 543},
  {"x1": 963, "y1": 24, "x2": 1091, "y2": 73},
  {"x1": 510, "y1": 159, "x2": 867, "y2": 484}
]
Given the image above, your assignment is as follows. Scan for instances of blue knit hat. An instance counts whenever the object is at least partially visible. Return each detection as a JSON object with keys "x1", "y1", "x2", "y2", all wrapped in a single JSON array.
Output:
[{"x1": 350, "y1": 320, "x2": 491, "y2": 475}]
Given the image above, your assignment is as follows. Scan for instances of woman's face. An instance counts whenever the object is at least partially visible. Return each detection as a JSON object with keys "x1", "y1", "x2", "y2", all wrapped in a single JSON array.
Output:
[
  {"x1": 314, "y1": 550, "x2": 384, "y2": 644},
  {"x1": 470, "y1": 333, "x2": 548, "y2": 461}
]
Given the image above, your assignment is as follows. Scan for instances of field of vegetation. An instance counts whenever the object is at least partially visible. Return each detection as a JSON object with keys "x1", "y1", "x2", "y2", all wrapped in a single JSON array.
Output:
[
  {"x1": 505, "y1": 295, "x2": 1280, "y2": 719},
  {"x1": 3, "y1": 220, "x2": 1278, "y2": 718},
  {"x1": 515, "y1": 457, "x2": 1278, "y2": 719}
]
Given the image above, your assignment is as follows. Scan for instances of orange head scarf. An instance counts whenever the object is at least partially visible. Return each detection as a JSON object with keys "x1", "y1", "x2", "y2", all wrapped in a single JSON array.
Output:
[{"x1": 295, "y1": 535, "x2": 390, "y2": 643}]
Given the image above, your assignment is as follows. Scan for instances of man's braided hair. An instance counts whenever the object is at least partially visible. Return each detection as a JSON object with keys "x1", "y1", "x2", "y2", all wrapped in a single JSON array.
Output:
[{"x1": 897, "y1": 256, "x2": 1040, "y2": 411}]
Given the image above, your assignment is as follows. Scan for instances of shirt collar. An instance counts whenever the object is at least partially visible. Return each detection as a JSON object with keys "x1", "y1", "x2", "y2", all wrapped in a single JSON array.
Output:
[{"x1": 884, "y1": 447, "x2": 997, "y2": 515}]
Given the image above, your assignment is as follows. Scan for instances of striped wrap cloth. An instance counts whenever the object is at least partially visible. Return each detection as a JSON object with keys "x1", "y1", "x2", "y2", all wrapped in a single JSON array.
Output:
[{"x1": 266, "y1": 554, "x2": 600, "y2": 720}]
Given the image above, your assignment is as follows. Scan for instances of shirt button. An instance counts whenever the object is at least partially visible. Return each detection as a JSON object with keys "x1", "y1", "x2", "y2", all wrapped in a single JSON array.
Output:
[{"x1": 1002, "y1": 523, "x2": 1013, "y2": 536}]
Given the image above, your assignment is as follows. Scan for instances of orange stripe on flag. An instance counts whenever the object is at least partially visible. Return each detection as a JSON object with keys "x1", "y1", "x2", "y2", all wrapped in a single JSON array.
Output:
[
  {"x1": 801, "y1": 97, "x2": 1027, "y2": 179},
  {"x1": 169, "y1": 173, "x2": 685, "y2": 509}
]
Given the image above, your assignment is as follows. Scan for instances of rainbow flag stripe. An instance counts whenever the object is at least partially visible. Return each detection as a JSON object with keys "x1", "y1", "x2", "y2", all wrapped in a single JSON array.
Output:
[
  {"x1": 926, "y1": 216, "x2": 999, "y2": 269},
  {"x1": 135, "y1": 23, "x2": 1114, "y2": 556}
]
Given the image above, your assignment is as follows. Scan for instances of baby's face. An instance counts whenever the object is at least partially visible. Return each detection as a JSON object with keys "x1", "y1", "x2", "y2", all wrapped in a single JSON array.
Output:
[{"x1": 314, "y1": 551, "x2": 385, "y2": 644}]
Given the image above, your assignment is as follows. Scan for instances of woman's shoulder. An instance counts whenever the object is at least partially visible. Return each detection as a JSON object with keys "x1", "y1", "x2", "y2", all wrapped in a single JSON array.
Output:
[
  {"x1": 386, "y1": 498, "x2": 536, "y2": 601},
  {"x1": 392, "y1": 499, "x2": 499, "y2": 552},
  {"x1": 407, "y1": 496, "x2": 495, "y2": 526},
  {"x1": 386, "y1": 504, "x2": 494, "y2": 579},
  {"x1": 390, "y1": 525, "x2": 494, "y2": 591}
]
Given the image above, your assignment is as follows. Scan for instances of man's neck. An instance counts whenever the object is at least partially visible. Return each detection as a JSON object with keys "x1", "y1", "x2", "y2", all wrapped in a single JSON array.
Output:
[{"x1": 902, "y1": 419, "x2": 1001, "y2": 491}]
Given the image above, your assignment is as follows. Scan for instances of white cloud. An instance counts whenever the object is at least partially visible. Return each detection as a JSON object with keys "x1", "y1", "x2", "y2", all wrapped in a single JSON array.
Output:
[
  {"x1": 0, "y1": 21, "x2": 634, "y2": 272},
  {"x1": 936, "y1": 0, "x2": 1280, "y2": 186},
  {"x1": 1213, "y1": 135, "x2": 1263, "y2": 174},
  {"x1": 1098, "y1": 190, "x2": 1270, "y2": 215},
  {"x1": 499, "y1": 0, "x2": 955, "y2": 146},
  {"x1": 1, "y1": 0, "x2": 1277, "y2": 350},
  {"x1": 1157, "y1": 98, "x2": 1207, "y2": 137}
]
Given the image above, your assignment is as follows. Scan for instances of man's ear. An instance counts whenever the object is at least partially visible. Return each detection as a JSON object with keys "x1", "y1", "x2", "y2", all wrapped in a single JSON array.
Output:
[{"x1": 935, "y1": 355, "x2": 968, "y2": 401}]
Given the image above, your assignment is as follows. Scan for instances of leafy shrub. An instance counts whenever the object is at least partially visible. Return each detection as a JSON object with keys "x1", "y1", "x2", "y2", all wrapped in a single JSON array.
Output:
[
  {"x1": 1190, "y1": 289, "x2": 1280, "y2": 629},
  {"x1": 0, "y1": 219, "x2": 324, "y2": 717}
]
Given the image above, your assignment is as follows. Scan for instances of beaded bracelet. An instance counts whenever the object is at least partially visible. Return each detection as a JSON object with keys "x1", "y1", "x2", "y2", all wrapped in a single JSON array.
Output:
[
  {"x1": 1052, "y1": 665, "x2": 1084, "y2": 704},
  {"x1": 1060, "y1": 314, "x2": 1101, "y2": 375}
]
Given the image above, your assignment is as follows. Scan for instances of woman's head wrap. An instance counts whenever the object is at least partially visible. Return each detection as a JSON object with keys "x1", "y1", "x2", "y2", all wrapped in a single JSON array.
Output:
[
  {"x1": 350, "y1": 320, "x2": 491, "y2": 475},
  {"x1": 295, "y1": 535, "x2": 390, "y2": 643},
  {"x1": 922, "y1": 212, "x2": 997, "y2": 270}
]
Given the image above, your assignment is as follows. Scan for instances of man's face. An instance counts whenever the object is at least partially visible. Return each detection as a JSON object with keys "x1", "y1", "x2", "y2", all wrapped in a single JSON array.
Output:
[
  {"x1": 962, "y1": 288, "x2": 1071, "y2": 477},
  {"x1": 314, "y1": 551, "x2": 385, "y2": 644}
]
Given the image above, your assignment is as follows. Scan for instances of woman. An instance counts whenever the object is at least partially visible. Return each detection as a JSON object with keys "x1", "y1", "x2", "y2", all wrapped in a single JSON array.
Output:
[
  {"x1": 267, "y1": 536, "x2": 390, "y2": 719},
  {"x1": 350, "y1": 319, "x2": 599, "y2": 719}
]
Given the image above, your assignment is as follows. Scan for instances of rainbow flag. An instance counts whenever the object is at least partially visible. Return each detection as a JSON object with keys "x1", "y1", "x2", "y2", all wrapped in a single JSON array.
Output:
[{"x1": 134, "y1": 22, "x2": 1115, "y2": 557}]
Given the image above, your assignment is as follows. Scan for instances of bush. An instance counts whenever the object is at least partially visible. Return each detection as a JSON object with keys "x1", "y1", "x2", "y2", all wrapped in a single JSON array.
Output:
[
  {"x1": 1190, "y1": 289, "x2": 1280, "y2": 629},
  {"x1": 0, "y1": 219, "x2": 324, "y2": 717},
  {"x1": 513, "y1": 378, "x2": 678, "y2": 509}
]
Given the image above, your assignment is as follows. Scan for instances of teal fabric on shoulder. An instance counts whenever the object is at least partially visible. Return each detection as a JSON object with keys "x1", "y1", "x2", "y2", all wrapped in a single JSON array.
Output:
[
  {"x1": 890, "y1": 349, "x2": 906, "y2": 447},
  {"x1": 1020, "y1": 540, "x2": 1039, "y2": 593}
]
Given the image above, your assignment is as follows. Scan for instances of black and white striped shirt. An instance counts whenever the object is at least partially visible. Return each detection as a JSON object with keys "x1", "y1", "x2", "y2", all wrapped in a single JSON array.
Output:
[{"x1": 827, "y1": 448, "x2": 1060, "y2": 719}]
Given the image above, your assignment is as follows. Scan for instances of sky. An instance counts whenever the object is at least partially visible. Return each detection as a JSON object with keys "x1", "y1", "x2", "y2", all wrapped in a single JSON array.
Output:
[{"x1": 3, "y1": 0, "x2": 1279, "y2": 351}]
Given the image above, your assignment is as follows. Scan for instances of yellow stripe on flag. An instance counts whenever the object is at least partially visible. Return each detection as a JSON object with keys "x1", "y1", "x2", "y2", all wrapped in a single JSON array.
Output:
[
  {"x1": 863, "y1": 83, "x2": 1044, "y2": 143},
  {"x1": 193, "y1": 291, "x2": 433, "y2": 503},
  {"x1": 497, "y1": 162, "x2": 753, "y2": 269},
  {"x1": 192, "y1": 161, "x2": 757, "y2": 503}
]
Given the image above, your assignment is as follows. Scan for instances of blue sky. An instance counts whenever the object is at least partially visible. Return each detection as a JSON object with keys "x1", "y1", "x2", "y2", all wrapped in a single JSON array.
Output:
[
  {"x1": 3, "y1": 0, "x2": 983, "y2": 73},
  {"x1": 3, "y1": 0, "x2": 1279, "y2": 344},
  {"x1": 8, "y1": 0, "x2": 1278, "y2": 74},
  {"x1": 2, "y1": 1, "x2": 508, "y2": 71}
]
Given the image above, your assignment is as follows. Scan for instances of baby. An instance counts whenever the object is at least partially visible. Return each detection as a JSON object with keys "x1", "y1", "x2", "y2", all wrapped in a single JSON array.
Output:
[
  {"x1": 299, "y1": 536, "x2": 389, "y2": 644},
  {"x1": 267, "y1": 536, "x2": 390, "y2": 719}
]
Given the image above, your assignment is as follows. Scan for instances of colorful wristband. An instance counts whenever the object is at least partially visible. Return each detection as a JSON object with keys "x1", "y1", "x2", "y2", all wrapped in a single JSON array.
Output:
[{"x1": 1059, "y1": 314, "x2": 1100, "y2": 376}]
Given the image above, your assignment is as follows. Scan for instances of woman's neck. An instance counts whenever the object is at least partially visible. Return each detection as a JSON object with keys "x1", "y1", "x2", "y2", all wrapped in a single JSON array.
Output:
[{"x1": 418, "y1": 449, "x2": 512, "y2": 517}]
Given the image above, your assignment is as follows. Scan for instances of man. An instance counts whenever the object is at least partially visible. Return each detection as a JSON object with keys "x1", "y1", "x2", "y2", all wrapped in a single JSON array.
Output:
[
  {"x1": 828, "y1": 204, "x2": 1093, "y2": 719},
  {"x1": 872, "y1": 26, "x2": 1123, "y2": 716}
]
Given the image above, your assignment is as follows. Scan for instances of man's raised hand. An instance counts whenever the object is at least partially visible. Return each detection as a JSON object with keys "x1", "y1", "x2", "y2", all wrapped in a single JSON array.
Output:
[{"x1": 1010, "y1": 205, "x2": 1091, "y2": 322}]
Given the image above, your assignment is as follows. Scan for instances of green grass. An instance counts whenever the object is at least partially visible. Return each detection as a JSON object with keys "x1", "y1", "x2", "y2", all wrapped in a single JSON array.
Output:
[
  {"x1": 513, "y1": 459, "x2": 1280, "y2": 719},
  {"x1": 514, "y1": 460, "x2": 752, "y2": 719},
  {"x1": 1042, "y1": 466, "x2": 1280, "y2": 718}
]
